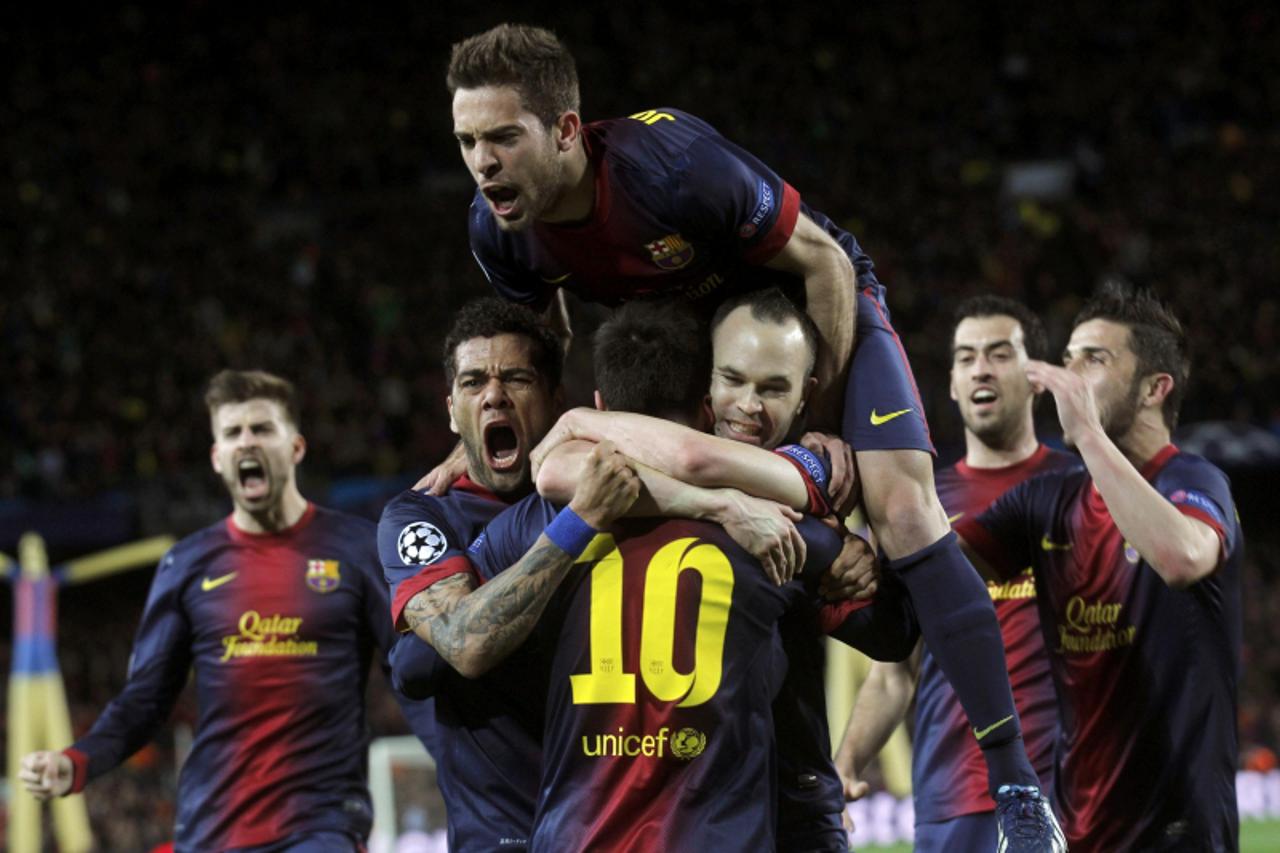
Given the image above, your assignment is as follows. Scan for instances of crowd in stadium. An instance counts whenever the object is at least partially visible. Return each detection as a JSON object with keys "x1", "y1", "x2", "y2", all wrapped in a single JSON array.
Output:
[
  {"x1": 2, "y1": 3, "x2": 1277, "y2": 849},
  {"x1": 3, "y1": 5, "x2": 1277, "y2": 506}
]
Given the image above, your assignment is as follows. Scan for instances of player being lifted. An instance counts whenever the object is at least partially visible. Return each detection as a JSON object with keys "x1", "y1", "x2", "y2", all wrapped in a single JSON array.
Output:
[
  {"x1": 956, "y1": 284, "x2": 1242, "y2": 851},
  {"x1": 835, "y1": 296, "x2": 1073, "y2": 851},
  {"x1": 436, "y1": 22, "x2": 1061, "y2": 848},
  {"x1": 20, "y1": 370, "x2": 432, "y2": 853}
]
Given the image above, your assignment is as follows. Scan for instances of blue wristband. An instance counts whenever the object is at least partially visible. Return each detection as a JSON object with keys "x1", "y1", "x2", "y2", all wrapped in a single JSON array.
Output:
[{"x1": 545, "y1": 507, "x2": 599, "y2": 556}]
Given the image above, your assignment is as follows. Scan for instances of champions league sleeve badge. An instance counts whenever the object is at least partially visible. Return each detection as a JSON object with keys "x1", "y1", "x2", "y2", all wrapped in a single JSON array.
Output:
[{"x1": 397, "y1": 522, "x2": 449, "y2": 567}]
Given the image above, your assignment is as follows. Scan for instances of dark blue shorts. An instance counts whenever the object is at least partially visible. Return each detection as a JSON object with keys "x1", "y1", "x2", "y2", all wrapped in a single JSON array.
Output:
[
  {"x1": 913, "y1": 811, "x2": 994, "y2": 853},
  {"x1": 777, "y1": 810, "x2": 847, "y2": 852},
  {"x1": 841, "y1": 286, "x2": 934, "y2": 455}
]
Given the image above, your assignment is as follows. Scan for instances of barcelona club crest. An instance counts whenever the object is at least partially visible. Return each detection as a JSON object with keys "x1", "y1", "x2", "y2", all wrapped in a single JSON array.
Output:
[
  {"x1": 645, "y1": 234, "x2": 695, "y2": 270},
  {"x1": 306, "y1": 559, "x2": 341, "y2": 593}
]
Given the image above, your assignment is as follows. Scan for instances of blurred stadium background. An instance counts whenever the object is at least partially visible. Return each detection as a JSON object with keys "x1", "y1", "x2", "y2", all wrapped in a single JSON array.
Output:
[{"x1": 3, "y1": 2, "x2": 1279, "y2": 848}]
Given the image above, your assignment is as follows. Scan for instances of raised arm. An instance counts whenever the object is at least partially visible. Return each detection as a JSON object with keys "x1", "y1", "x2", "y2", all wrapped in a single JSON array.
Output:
[
  {"x1": 764, "y1": 212, "x2": 856, "y2": 428},
  {"x1": 1027, "y1": 359, "x2": 1221, "y2": 588},
  {"x1": 532, "y1": 407, "x2": 813, "y2": 509},
  {"x1": 402, "y1": 441, "x2": 639, "y2": 677}
]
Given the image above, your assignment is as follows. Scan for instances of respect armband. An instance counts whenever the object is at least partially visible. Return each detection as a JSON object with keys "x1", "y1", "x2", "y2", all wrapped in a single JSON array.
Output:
[{"x1": 544, "y1": 507, "x2": 599, "y2": 557}]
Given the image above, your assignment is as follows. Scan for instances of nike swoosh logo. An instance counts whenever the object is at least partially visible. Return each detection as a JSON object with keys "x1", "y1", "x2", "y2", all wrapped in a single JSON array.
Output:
[
  {"x1": 1040, "y1": 535, "x2": 1073, "y2": 552},
  {"x1": 973, "y1": 714, "x2": 1015, "y2": 742},
  {"x1": 869, "y1": 407, "x2": 913, "y2": 426},
  {"x1": 540, "y1": 272, "x2": 571, "y2": 284},
  {"x1": 201, "y1": 572, "x2": 238, "y2": 592},
  {"x1": 947, "y1": 512, "x2": 965, "y2": 525}
]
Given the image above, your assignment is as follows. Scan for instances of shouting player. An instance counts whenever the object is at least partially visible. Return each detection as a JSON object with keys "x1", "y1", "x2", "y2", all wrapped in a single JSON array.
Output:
[
  {"x1": 956, "y1": 284, "x2": 1242, "y2": 850},
  {"x1": 20, "y1": 370, "x2": 425, "y2": 853},
  {"x1": 834, "y1": 295, "x2": 1074, "y2": 851},
  {"x1": 439, "y1": 25, "x2": 1057, "y2": 839},
  {"x1": 377, "y1": 297, "x2": 574, "y2": 852}
]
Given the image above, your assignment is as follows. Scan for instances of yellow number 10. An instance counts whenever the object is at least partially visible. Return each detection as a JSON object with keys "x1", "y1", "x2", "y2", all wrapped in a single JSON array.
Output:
[{"x1": 569, "y1": 536, "x2": 734, "y2": 708}]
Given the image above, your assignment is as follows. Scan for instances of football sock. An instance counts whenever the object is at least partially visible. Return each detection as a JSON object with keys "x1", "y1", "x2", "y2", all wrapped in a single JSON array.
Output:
[{"x1": 886, "y1": 532, "x2": 1038, "y2": 793}]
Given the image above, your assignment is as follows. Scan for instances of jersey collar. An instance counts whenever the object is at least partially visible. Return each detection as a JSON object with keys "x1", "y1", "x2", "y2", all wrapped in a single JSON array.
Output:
[
  {"x1": 452, "y1": 474, "x2": 516, "y2": 505},
  {"x1": 226, "y1": 501, "x2": 316, "y2": 542},
  {"x1": 954, "y1": 443, "x2": 1054, "y2": 480},
  {"x1": 1138, "y1": 443, "x2": 1180, "y2": 480}
]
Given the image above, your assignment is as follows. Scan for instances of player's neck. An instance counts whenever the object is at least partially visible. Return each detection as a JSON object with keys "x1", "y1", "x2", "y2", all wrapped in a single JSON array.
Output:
[
  {"x1": 233, "y1": 487, "x2": 308, "y2": 535},
  {"x1": 1115, "y1": 413, "x2": 1172, "y2": 469},
  {"x1": 542, "y1": 143, "x2": 593, "y2": 224},
  {"x1": 963, "y1": 423, "x2": 1040, "y2": 469}
]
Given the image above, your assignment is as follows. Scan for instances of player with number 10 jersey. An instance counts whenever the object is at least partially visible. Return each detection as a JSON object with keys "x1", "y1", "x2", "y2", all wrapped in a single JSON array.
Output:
[{"x1": 469, "y1": 500, "x2": 846, "y2": 851}]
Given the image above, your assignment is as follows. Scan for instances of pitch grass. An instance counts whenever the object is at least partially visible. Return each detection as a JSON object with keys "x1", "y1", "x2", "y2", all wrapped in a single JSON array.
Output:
[{"x1": 855, "y1": 819, "x2": 1280, "y2": 852}]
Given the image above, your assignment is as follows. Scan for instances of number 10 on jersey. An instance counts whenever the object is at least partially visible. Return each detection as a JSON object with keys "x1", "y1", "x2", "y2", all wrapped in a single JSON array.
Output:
[{"x1": 570, "y1": 536, "x2": 734, "y2": 708}]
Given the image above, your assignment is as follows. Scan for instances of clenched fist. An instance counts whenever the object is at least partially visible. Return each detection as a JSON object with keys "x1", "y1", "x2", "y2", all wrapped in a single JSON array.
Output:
[{"x1": 19, "y1": 750, "x2": 73, "y2": 801}]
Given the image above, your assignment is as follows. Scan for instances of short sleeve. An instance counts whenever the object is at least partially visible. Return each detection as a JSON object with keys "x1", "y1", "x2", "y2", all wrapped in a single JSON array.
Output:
[
  {"x1": 674, "y1": 134, "x2": 801, "y2": 265},
  {"x1": 1159, "y1": 460, "x2": 1241, "y2": 568},
  {"x1": 774, "y1": 444, "x2": 832, "y2": 516},
  {"x1": 379, "y1": 494, "x2": 479, "y2": 630}
]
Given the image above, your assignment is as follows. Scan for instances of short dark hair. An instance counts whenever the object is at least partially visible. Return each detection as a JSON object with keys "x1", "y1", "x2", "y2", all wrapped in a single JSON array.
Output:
[
  {"x1": 951, "y1": 294, "x2": 1049, "y2": 361},
  {"x1": 594, "y1": 301, "x2": 709, "y2": 422},
  {"x1": 204, "y1": 370, "x2": 300, "y2": 429},
  {"x1": 709, "y1": 287, "x2": 819, "y2": 376},
  {"x1": 1074, "y1": 280, "x2": 1190, "y2": 429},
  {"x1": 447, "y1": 24, "x2": 580, "y2": 127},
  {"x1": 442, "y1": 297, "x2": 563, "y2": 389}
]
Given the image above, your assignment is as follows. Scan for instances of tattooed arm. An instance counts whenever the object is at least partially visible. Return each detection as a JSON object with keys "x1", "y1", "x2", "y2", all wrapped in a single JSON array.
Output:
[
  {"x1": 402, "y1": 441, "x2": 639, "y2": 678},
  {"x1": 403, "y1": 535, "x2": 579, "y2": 677}
]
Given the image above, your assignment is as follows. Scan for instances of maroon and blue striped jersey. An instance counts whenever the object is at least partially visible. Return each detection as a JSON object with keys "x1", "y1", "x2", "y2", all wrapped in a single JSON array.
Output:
[
  {"x1": 65, "y1": 504, "x2": 410, "y2": 852},
  {"x1": 913, "y1": 445, "x2": 1075, "y2": 824},
  {"x1": 959, "y1": 445, "x2": 1243, "y2": 852},
  {"x1": 468, "y1": 495, "x2": 847, "y2": 853},
  {"x1": 468, "y1": 109, "x2": 882, "y2": 314},
  {"x1": 377, "y1": 477, "x2": 544, "y2": 852}
]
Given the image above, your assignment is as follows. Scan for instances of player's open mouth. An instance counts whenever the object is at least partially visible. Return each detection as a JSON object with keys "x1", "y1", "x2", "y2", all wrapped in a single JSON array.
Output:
[
  {"x1": 237, "y1": 458, "x2": 269, "y2": 499},
  {"x1": 483, "y1": 185, "x2": 521, "y2": 218},
  {"x1": 484, "y1": 423, "x2": 521, "y2": 471},
  {"x1": 971, "y1": 387, "x2": 999, "y2": 407}
]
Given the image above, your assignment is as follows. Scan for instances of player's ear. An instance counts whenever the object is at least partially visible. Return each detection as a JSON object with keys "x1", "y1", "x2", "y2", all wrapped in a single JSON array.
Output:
[
  {"x1": 447, "y1": 395, "x2": 459, "y2": 434},
  {"x1": 210, "y1": 442, "x2": 222, "y2": 474},
  {"x1": 555, "y1": 111, "x2": 581, "y2": 152},
  {"x1": 949, "y1": 371, "x2": 959, "y2": 403},
  {"x1": 291, "y1": 432, "x2": 307, "y2": 465},
  {"x1": 593, "y1": 389, "x2": 607, "y2": 411},
  {"x1": 693, "y1": 403, "x2": 713, "y2": 433},
  {"x1": 1142, "y1": 372, "x2": 1174, "y2": 410},
  {"x1": 800, "y1": 375, "x2": 818, "y2": 410}
]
